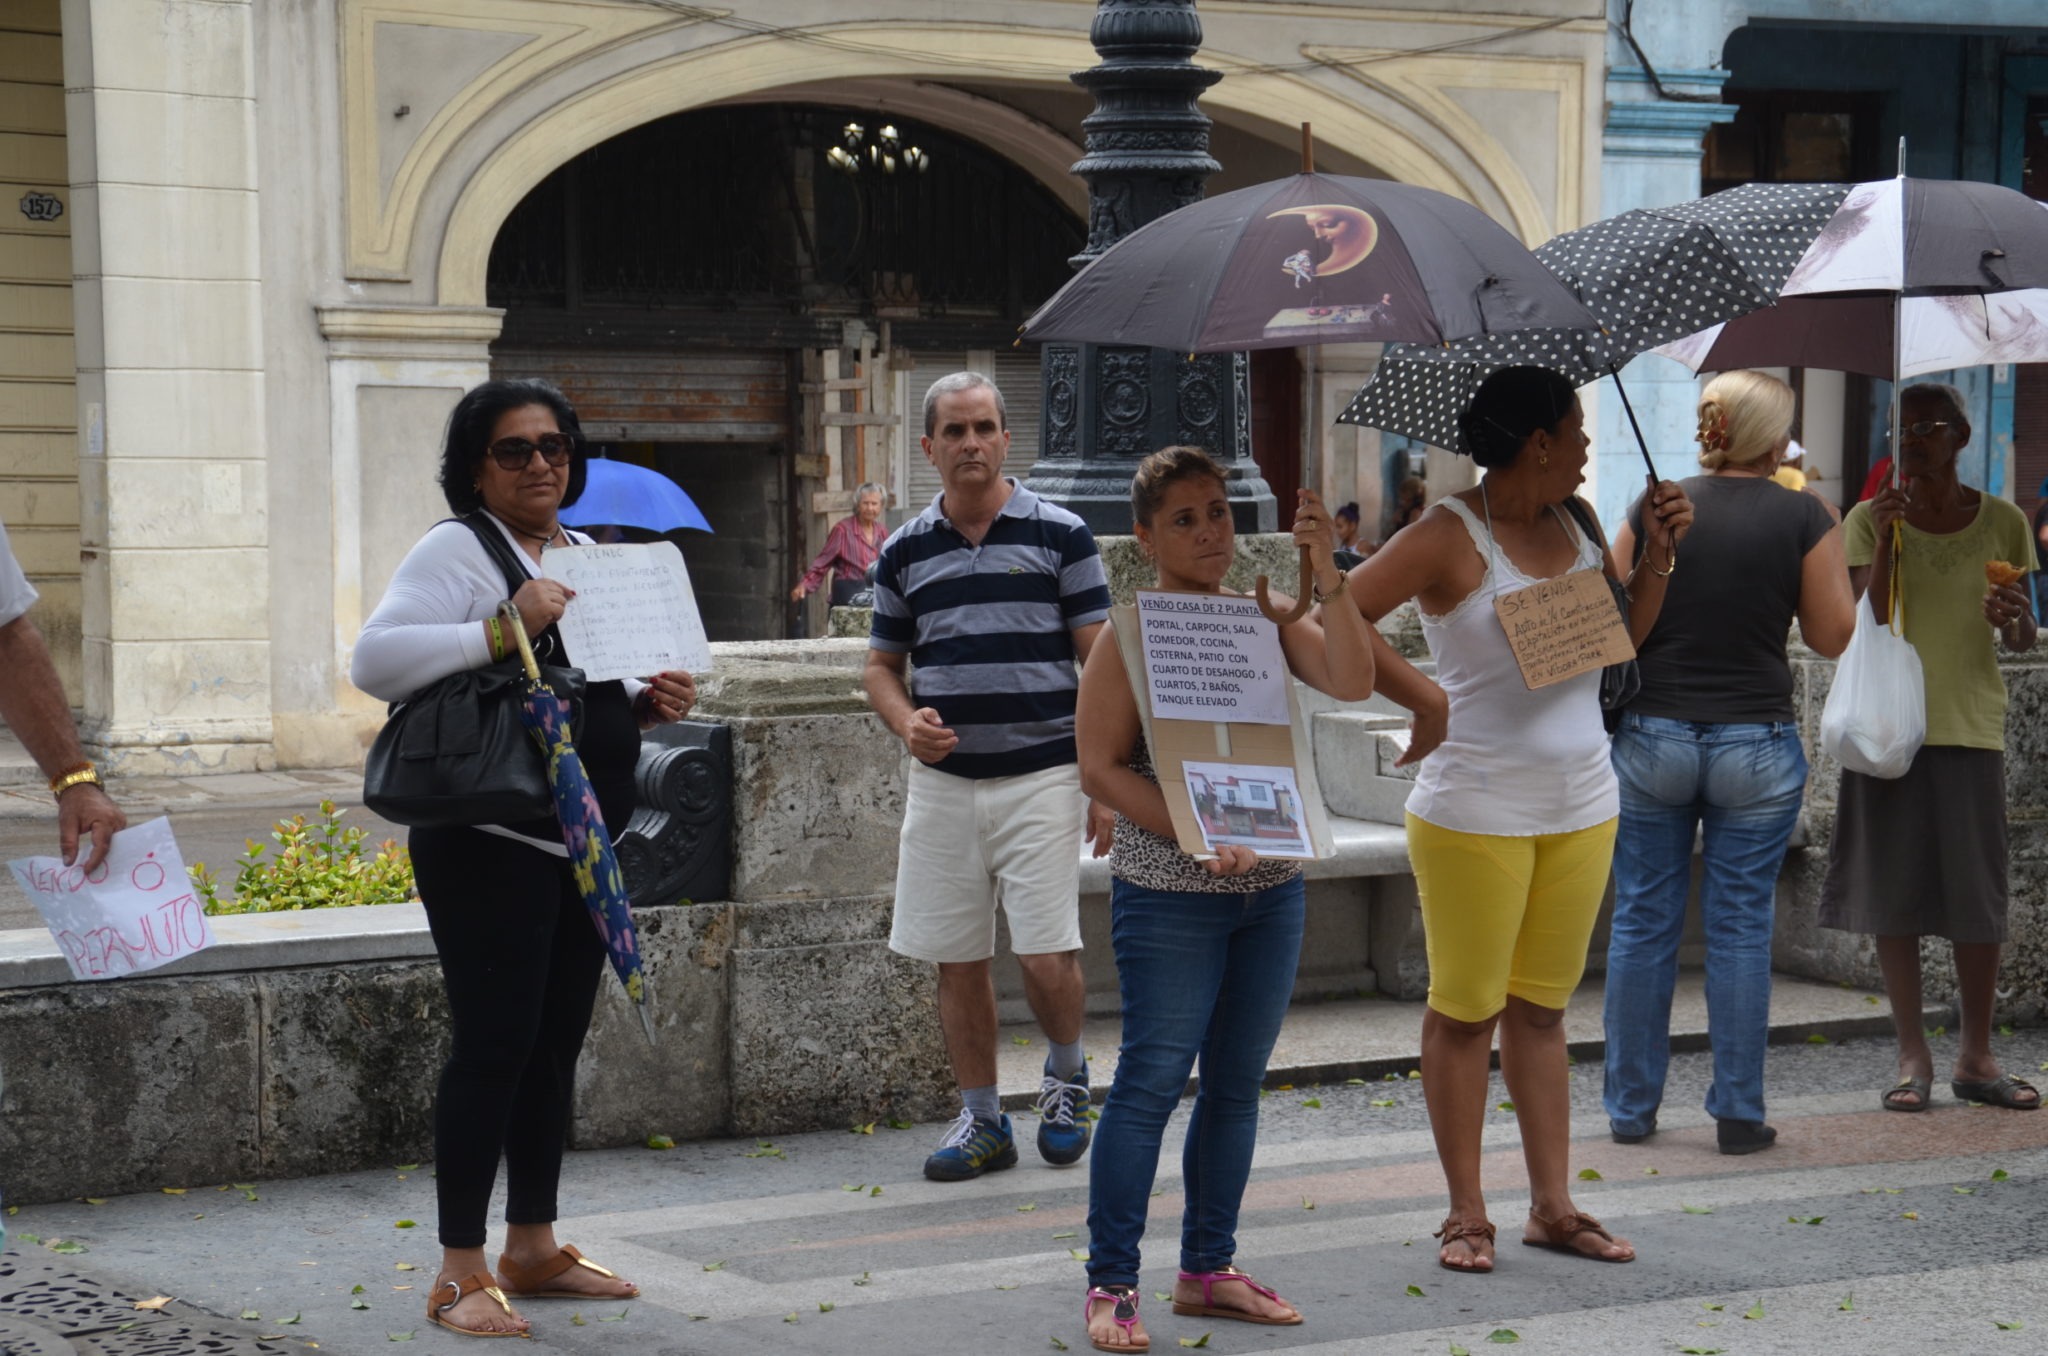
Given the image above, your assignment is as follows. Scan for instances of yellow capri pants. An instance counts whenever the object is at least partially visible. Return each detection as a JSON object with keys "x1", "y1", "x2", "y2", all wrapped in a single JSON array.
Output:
[{"x1": 1405, "y1": 812, "x2": 1619, "y2": 1023}]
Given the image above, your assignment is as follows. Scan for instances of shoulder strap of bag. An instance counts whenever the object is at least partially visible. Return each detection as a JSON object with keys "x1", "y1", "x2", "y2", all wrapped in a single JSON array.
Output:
[{"x1": 458, "y1": 512, "x2": 531, "y2": 598}]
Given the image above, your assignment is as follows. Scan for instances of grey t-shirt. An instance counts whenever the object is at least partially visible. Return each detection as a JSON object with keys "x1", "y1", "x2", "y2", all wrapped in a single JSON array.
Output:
[{"x1": 1627, "y1": 475, "x2": 1834, "y2": 724}]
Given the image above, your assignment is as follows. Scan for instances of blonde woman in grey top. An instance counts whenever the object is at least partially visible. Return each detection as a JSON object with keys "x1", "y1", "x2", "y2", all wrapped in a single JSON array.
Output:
[{"x1": 1071, "y1": 447, "x2": 1373, "y2": 1353}]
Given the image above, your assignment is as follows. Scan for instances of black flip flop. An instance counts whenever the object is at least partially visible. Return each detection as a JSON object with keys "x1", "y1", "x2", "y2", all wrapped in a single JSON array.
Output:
[
  {"x1": 1881, "y1": 1076, "x2": 1932, "y2": 1112},
  {"x1": 1951, "y1": 1074, "x2": 2041, "y2": 1110}
]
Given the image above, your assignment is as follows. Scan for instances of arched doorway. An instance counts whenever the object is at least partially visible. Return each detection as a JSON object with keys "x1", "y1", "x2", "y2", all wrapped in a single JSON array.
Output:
[{"x1": 483, "y1": 103, "x2": 1084, "y2": 639}]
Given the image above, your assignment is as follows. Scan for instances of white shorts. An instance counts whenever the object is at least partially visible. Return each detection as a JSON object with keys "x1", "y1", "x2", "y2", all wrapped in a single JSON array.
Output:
[{"x1": 889, "y1": 760, "x2": 1086, "y2": 964}]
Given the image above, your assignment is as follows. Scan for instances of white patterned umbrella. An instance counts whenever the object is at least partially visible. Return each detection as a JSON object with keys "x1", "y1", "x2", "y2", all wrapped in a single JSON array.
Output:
[{"x1": 1338, "y1": 182, "x2": 1853, "y2": 459}]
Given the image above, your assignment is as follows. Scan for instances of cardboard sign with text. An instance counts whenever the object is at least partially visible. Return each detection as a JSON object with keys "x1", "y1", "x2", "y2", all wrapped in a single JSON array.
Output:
[
  {"x1": 1115, "y1": 591, "x2": 1334, "y2": 862},
  {"x1": 7, "y1": 817, "x2": 211, "y2": 981},
  {"x1": 1492, "y1": 567, "x2": 1634, "y2": 690},
  {"x1": 543, "y1": 541, "x2": 713, "y2": 682}
]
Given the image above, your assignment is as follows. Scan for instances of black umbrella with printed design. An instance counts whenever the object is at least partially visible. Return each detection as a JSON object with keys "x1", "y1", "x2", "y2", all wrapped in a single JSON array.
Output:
[{"x1": 1338, "y1": 181, "x2": 1854, "y2": 465}]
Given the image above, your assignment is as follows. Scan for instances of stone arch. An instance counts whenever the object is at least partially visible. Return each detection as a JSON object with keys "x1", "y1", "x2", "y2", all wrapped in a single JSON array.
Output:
[{"x1": 422, "y1": 24, "x2": 1527, "y2": 308}]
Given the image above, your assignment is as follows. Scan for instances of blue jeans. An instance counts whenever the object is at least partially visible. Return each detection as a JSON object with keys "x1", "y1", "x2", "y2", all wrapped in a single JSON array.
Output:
[
  {"x1": 1086, "y1": 875, "x2": 1305, "y2": 1286},
  {"x1": 1603, "y1": 713, "x2": 1807, "y2": 1132}
]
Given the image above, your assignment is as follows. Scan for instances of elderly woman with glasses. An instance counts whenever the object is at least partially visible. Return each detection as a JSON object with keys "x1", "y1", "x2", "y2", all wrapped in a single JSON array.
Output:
[
  {"x1": 352, "y1": 379, "x2": 697, "y2": 1339},
  {"x1": 1822, "y1": 382, "x2": 2040, "y2": 1115}
]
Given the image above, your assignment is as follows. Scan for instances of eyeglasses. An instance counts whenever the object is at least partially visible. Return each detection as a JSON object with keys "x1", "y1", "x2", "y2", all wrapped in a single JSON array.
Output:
[
  {"x1": 485, "y1": 432, "x2": 576, "y2": 470},
  {"x1": 1901, "y1": 420, "x2": 1952, "y2": 438}
]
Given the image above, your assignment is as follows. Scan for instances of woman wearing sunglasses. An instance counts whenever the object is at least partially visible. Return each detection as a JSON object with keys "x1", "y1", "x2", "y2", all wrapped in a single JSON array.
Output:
[{"x1": 352, "y1": 379, "x2": 696, "y2": 1338}]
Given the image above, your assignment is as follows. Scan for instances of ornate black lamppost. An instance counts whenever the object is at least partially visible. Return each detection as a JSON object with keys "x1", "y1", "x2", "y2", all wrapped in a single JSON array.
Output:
[{"x1": 1025, "y1": 0, "x2": 1276, "y2": 533}]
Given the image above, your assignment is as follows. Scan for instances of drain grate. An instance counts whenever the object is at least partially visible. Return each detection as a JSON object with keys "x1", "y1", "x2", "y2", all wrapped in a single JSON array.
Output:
[{"x1": 0, "y1": 1253, "x2": 303, "y2": 1355}]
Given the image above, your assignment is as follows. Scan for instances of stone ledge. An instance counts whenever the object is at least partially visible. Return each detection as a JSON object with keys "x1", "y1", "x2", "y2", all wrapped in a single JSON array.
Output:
[{"x1": 0, "y1": 902, "x2": 435, "y2": 991}]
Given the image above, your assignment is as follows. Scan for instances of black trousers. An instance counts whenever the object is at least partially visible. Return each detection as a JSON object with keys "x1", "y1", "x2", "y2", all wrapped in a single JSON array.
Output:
[{"x1": 411, "y1": 824, "x2": 606, "y2": 1249}]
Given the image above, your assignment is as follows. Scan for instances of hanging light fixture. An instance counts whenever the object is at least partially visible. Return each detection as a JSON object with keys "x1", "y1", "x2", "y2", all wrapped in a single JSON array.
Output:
[{"x1": 826, "y1": 117, "x2": 931, "y2": 177}]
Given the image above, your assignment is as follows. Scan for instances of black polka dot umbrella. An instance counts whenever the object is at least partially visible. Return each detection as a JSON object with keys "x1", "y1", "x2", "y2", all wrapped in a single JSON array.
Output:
[{"x1": 1338, "y1": 181, "x2": 1853, "y2": 461}]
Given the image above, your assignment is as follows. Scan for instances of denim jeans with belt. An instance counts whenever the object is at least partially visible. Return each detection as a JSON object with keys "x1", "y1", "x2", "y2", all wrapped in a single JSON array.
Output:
[
  {"x1": 1085, "y1": 874, "x2": 1305, "y2": 1286},
  {"x1": 1602, "y1": 713, "x2": 1808, "y2": 1134}
]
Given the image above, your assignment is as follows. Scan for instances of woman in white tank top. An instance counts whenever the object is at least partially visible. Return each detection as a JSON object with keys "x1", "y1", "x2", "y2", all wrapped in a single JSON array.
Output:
[{"x1": 1336, "y1": 366, "x2": 1693, "y2": 1274}]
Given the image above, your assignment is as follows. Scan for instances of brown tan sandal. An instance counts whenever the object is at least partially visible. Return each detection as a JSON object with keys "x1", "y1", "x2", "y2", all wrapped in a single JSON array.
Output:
[
  {"x1": 427, "y1": 1273, "x2": 530, "y2": 1338},
  {"x1": 1522, "y1": 1209, "x2": 1633, "y2": 1263},
  {"x1": 495, "y1": 1244, "x2": 640, "y2": 1299},
  {"x1": 1433, "y1": 1216, "x2": 1498, "y2": 1272}
]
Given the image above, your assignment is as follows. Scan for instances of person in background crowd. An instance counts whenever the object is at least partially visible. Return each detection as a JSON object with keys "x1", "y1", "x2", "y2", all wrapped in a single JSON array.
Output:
[
  {"x1": 352, "y1": 379, "x2": 697, "y2": 1338},
  {"x1": 864, "y1": 372, "x2": 1112, "y2": 1184},
  {"x1": 1075, "y1": 452, "x2": 1374, "y2": 1350},
  {"x1": 792, "y1": 482, "x2": 890, "y2": 607},
  {"x1": 1334, "y1": 501, "x2": 1362, "y2": 550},
  {"x1": 1601, "y1": 371, "x2": 1856, "y2": 1157},
  {"x1": 1343, "y1": 365, "x2": 1692, "y2": 1273},
  {"x1": 0, "y1": 519, "x2": 125, "y2": 873},
  {"x1": 1822, "y1": 382, "x2": 2040, "y2": 1114}
]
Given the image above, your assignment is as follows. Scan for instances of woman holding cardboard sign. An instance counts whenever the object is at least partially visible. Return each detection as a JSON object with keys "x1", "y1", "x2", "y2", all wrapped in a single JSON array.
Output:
[
  {"x1": 353, "y1": 379, "x2": 696, "y2": 1339},
  {"x1": 1340, "y1": 365, "x2": 1692, "y2": 1274},
  {"x1": 1073, "y1": 448, "x2": 1374, "y2": 1352}
]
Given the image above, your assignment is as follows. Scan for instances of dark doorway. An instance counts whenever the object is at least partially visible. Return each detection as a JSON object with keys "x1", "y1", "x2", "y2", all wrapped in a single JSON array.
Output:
[
  {"x1": 1250, "y1": 348, "x2": 1302, "y2": 523},
  {"x1": 647, "y1": 442, "x2": 790, "y2": 643}
]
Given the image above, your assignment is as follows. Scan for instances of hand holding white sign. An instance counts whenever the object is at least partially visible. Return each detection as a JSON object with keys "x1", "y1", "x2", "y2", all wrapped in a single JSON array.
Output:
[
  {"x1": 8, "y1": 816, "x2": 211, "y2": 981},
  {"x1": 542, "y1": 541, "x2": 712, "y2": 683}
]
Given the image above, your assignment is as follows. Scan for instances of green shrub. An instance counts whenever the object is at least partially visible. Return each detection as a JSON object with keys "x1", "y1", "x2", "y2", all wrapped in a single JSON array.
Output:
[{"x1": 193, "y1": 800, "x2": 416, "y2": 914}]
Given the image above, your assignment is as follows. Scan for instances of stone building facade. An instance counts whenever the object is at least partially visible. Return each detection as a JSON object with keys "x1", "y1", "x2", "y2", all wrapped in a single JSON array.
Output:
[{"x1": 0, "y1": 0, "x2": 1610, "y2": 773}]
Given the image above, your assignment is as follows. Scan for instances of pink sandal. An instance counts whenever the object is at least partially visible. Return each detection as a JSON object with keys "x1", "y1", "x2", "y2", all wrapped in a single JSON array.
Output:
[
  {"x1": 1171, "y1": 1267, "x2": 1303, "y2": 1326},
  {"x1": 1084, "y1": 1284, "x2": 1150, "y2": 1353}
]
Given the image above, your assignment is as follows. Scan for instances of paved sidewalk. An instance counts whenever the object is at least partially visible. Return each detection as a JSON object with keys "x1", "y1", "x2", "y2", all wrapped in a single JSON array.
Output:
[{"x1": 7, "y1": 1032, "x2": 2045, "y2": 1355}]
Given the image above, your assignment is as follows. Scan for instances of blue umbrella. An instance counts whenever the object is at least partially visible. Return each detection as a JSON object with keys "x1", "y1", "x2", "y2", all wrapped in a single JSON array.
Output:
[{"x1": 561, "y1": 458, "x2": 714, "y2": 534}]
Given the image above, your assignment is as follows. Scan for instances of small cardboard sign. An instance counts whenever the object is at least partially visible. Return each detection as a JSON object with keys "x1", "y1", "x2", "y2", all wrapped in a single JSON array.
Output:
[
  {"x1": 1492, "y1": 567, "x2": 1635, "y2": 690},
  {"x1": 8, "y1": 817, "x2": 211, "y2": 981},
  {"x1": 1135, "y1": 589, "x2": 1290, "y2": 725},
  {"x1": 542, "y1": 541, "x2": 712, "y2": 683}
]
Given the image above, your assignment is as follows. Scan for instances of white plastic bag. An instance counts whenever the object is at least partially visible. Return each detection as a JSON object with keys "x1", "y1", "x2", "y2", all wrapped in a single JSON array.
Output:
[{"x1": 1819, "y1": 596, "x2": 1925, "y2": 780}]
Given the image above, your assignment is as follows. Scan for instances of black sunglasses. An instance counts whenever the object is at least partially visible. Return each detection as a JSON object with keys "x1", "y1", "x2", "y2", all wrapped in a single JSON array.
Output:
[{"x1": 485, "y1": 432, "x2": 576, "y2": 471}]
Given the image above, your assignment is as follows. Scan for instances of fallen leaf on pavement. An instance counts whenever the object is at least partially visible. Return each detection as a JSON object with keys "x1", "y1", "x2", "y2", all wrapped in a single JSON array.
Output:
[
  {"x1": 702, "y1": 1261, "x2": 726, "y2": 1272},
  {"x1": 1486, "y1": 1330, "x2": 1519, "y2": 1344},
  {"x1": 646, "y1": 1134, "x2": 675, "y2": 1150},
  {"x1": 1301, "y1": 1097, "x2": 1323, "y2": 1109},
  {"x1": 1839, "y1": 1294, "x2": 1853, "y2": 1312},
  {"x1": 394, "y1": 1220, "x2": 416, "y2": 1229},
  {"x1": 1050, "y1": 1339, "x2": 1069, "y2": 1351},
  {"x1": 1742, "y1": 1301, "x2": 1764, "y2": 1320},
  {"x1": 387, "y1": 1334, "x2": 414, "y2": 1343},
  {"x1": 241, "y1": 1309, "x2": 262, "y2": 1321},
  {"x1": 1018, "y1": 1202, "x2": 1037, "y2": 1212},
  {"x1": 394, "y1": 1263, "x2": 415, "y2": 1272},
  {"x1": 571, "y1": 1314, "x2": 586, "y2": 1326},
  {"x1": 135, "y1": 1297, "x2": 175, "y2": 1312},
  {"x1": 1178, "y1": 1335, "x2": 1210, "y2": 1349},
  {"x1": 1405, "y1": 1284, "x2": 1424, "y2": 1297},
  {"x1": 1053, "y1": 1232, "x2": 1078, "y2": 1240},
  {"x1": 1995, "y1": 1319, "x2": 2025, "y2": 1330},
  {"x1": 1070, "y1": 1248, "x2": 1090, "y2": 1261},
  {"x1": 1578, "y1": 1168, "x2": 1602, "y2": 1181},
  {"x1": 1902, "y1": 1211, "x2": 1920, "y2": 1220},
  {"x1": 819, "y1": 1302, "x2": 834, "y2": 1313},
  {"x1": 1681, "y1": 1204, "x2": 1713, "y2": 1215},
  {"x1": 1992, "y1": 1169, "x2": 2011, "y2": 1182},
  {"x1": 162, "y1": 1188, "x2": 187, "y2": 1195}
]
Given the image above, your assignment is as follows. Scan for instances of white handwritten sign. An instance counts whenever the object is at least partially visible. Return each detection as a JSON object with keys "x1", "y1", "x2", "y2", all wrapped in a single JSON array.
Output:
[
  {"x1": 1493, "y1": 568, "x2": 1635, "y2": 690},
  {"x1": 8, "y1": 817, "x2": 211, "y2": 981},
  {"x1": 1135, "y1": 589, "x2": 1290, "y2": 725},
  {"x1": 542, "y1": 541, "x2": 713, "y2": 683}
]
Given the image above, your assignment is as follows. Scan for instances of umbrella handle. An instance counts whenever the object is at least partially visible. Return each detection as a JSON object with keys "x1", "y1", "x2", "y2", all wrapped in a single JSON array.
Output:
[
  {"x1": 1254, "y1": 545, "x2": 1315, "y2": 626},
  {"x1": 497, "y1": 601, "x2": 543, "y2": 681}
]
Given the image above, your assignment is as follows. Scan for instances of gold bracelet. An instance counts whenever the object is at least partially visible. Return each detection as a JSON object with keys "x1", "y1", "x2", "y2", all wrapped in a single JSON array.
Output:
[
  {"x1": 49, "y1": 763, "x2": 102, "y2": 798},
  {"x1": 1649, "y1": 545, "x2": 1677, "y2": 578},
  {"x1": 1311, "y1": 570, "x2": 1349, "y2": 603}
]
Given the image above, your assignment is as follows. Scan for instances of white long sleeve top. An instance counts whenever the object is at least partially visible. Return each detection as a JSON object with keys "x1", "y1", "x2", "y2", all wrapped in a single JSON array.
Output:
[
  {"x1": 351, "y1": 511, "x2": 645, "y2": 856},
  {"x1": 351, "y1": 513, "x2": 644, "y2": 705}
]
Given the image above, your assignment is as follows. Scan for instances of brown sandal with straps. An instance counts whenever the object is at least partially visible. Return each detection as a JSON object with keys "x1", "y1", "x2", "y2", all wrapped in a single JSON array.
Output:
[
  {"x1": 1522, "y1": 1209, "x2": 1634, "y2": 1263},
  {"x1": 427, "y1": 1273, "x2": 530, "y2": 1338},
  {"x1": 495, "y1": 1244, "x2": 640, "y2": 1299},
  {"x1": 1433, "y1": 1216, "x2": 1497, "y2": 1272}
]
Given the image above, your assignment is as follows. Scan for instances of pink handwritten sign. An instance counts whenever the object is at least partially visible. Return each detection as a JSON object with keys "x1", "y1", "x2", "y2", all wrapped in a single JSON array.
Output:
[{"x1": 8, "y1": 816, "x2": 212, "y2": 981}]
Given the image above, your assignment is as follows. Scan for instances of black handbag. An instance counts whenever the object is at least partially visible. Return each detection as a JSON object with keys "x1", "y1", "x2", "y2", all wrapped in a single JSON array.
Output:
[
  {"x1": 1561, "y1": 497, "x2": 1641, "y2": 725},
  {"x1": 362, "y1": 515, "x2": 587, "y2": 827}
]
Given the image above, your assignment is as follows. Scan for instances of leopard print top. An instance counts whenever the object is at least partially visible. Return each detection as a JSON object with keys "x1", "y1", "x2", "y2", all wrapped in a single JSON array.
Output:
[{"x1": 1111, "y1": 733, "x2": 1302, "y2": 894}]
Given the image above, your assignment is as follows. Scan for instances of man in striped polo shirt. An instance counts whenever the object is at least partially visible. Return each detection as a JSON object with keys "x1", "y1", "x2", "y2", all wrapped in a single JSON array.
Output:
[{"x1": 864, "y1": 371, "x2": 1114, "y2": 1182}]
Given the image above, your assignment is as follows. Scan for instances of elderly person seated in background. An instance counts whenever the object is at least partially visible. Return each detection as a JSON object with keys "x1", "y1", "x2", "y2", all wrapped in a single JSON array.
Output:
[
  {"x1": 1820, "y1": 382, "x2": 2040, "y2": 1114},
  {"x1": 792, "y1": 481, "x2": 890, "y2": 606},
  {"x1": 1600, "y1": 370, "x2": 1855, "y2": 1157}
]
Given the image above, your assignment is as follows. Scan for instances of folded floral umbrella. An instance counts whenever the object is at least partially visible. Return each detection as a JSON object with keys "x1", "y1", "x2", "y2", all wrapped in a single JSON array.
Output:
[
  {"x1": 499, "y1": 601, "x2": 655, "y2": 1042},
  {"x1": 1337, "y1": 181, "x2": 1853, "y2": 463},
  {"x1": 1020, "y1": 170, "x2": 1599, "y2": 352}
]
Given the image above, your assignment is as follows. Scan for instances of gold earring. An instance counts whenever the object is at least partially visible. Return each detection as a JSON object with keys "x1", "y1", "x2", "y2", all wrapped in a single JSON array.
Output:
[{"x1": 1539, "y1": 453, "x2": 1549, "y2": 468}]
